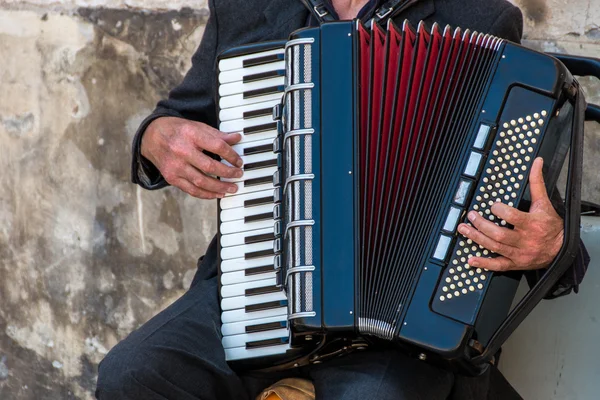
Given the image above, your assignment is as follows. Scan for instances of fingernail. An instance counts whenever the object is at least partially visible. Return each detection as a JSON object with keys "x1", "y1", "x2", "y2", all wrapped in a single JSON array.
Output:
[
  {"x1": 469, "y1": 259, "x2": 478, "y2": 267},
  {"x1": 228, "y1": 186, "x2": 238, "y2": 193},
  {"x1": 236, "y1": 159, "x2": 243, "y2": 168},
  {"x1": 235, "y1": 169, "x2": 243, "y2": 178},
  {"x1": 468, "y1": 211, "x2": 477, "y2": 222},
  {"x1": 458, "y1": 225, "x2": 468, "y2": 235}
]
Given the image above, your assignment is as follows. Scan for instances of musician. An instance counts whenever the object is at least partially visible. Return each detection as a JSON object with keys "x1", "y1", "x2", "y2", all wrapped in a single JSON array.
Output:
[{"x1": 96, "y1": 0, "x2": 589, "y2": 399}]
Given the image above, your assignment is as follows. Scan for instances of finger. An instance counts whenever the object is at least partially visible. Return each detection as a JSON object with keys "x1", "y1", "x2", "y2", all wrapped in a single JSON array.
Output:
[
  {"x1": 185, "y1": 166, "x2": 239, "y2": 194},
  {"x1": 467, "y1": 255, "x2": 516, "y2": 272},
  {"x1": 463, "y1": 211, "x2": 520, "y2": 246},
  {"x1": 175, "y1": 179, "x2": 224, "y2": 200},
  {"x1": 528, "y1": 157, "x2": 550, "y2": 205},
  {"x1": 490, "y1": 202, "x2": 528, "y2": 228},
  {"x1": 219, "y1": 131, "x2": 243, "y2": 145},
  {"x1": 457, "y1": 221, "x2": 517, "y2": 259},
  {"x1": 196, "y1": 133, "x2": 243, "y2": 168},
  {"x1": 188, "y1": 152, "x2": 243, "y2": 179}
]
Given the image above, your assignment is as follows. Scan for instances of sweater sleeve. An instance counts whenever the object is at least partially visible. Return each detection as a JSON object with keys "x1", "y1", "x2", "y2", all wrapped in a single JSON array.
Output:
[{"x1": 131, "y1": 0, "x2": 220, "y2": 189}]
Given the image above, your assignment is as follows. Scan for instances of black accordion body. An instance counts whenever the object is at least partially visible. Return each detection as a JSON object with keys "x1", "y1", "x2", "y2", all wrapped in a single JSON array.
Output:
[{"x1": 215, "y1": 20, "x2": 586, "y2": 373}]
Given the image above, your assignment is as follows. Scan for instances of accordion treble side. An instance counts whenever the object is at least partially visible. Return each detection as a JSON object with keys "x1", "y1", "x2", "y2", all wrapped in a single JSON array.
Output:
[{"x1": 216, "y1": 20, "x2": 585, "y2": 374}]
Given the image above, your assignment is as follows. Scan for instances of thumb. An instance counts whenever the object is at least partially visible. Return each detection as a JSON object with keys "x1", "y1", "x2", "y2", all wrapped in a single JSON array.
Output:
[{"x1": 528, "y1": 157, "x2": 550, "y2": 206}]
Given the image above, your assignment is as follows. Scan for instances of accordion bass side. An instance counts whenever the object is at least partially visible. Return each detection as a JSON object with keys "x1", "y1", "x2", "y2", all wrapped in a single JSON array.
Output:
[{"x1": 216, "y1": 20, "x2": 586, "y2": 373}]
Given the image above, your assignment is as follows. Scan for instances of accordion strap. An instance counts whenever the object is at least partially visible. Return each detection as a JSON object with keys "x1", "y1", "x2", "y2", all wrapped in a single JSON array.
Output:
[{"x1": 299, "y1": 0, "x2": 421, "y2": 25}]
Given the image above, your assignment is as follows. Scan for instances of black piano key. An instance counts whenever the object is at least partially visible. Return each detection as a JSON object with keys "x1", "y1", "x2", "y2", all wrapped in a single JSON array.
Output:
[
  {"x1": 245, "y1": 300, "x2": 288, "y2": 313},
  {"x1": 243, "y1": 70, "x2": 284, "y2": 83},
  {"x1": 245, "y1": 321, "x2": 287, "y2": 333},
  {"x1": 245, "y1": 285, "x2": 281, "y2": 296},
  {"x1": 244, "y1": 85, "x2": 284, "y2": 99},
  {"x1": 246, "y1": 336, "x2": 289, "y2": 349},
  {"x1": 244, "y1": 212, "x2": 273, "y2": 223},
  {"x1": 245, "y1": 159, "x2": 278, "y2": 171},
  {"x1": 243, "y1": 54, "x2": 284, "y2": 68},
  {"x1": 244, "y1": 175, "x2": 272, "y2": 187},
  {"x1": 244, "y1": 144, "x2": 273, "y2": 156},
  {"x1": 244, "y1": 196, "x2": 274, "y2": 207},
  {"x1": 245, "y1": 232, "x2": 275, "y2": 244},
  {"x1": 244, "y1": 122, "x2": 277, "y2": 135},
  {"x1": 245, "y1": 248, "x2": 274, "y2": 260},
  {"x1": 245, "y1": 264, "x2": 275, "y2": 276},
  {"x1": 243, "y1": 107, "x2": 273, "y2": 119}
]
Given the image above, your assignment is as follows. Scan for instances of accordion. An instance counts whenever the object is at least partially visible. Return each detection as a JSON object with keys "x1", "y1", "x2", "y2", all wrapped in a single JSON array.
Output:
[{"x1": 215, "y1": 20, "x2": 586, "y2": 373}]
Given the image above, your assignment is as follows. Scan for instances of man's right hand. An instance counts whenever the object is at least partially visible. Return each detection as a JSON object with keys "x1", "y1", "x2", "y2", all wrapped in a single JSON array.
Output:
[{"x1": 141, "y1": 117, "x2": 243, "y2": 199}]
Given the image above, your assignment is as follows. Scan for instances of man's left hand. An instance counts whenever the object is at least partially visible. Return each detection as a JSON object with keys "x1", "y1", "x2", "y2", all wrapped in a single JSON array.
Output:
[{"x1": 457, "y1": 157, "x2": 564, "y2": 272}]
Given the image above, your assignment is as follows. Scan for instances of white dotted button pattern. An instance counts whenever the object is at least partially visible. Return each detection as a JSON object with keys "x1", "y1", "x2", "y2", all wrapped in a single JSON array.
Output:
[{"x1": 437, "y1": 110, "x2": 547, "y2": 303}]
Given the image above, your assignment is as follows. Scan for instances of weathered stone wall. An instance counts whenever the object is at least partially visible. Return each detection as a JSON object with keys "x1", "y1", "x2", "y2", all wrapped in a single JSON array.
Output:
[
  {"x1": 0, "y1": 2, "x2": 213, "y2": 399},
  {"x1": 0, "y1": 0, "x2": 598, "y2": 399}
]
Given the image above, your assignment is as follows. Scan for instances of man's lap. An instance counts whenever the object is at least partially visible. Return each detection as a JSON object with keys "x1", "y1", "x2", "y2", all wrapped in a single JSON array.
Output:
[{"x1": 96, "y1": 245, "x2": 522, "y2": 400}]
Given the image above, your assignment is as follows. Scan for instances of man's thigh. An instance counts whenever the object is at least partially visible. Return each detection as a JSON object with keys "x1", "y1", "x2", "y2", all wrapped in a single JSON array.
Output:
[
  {"x1": 308, "y1": 348, "x2": 453, "y2": 400},
  {"x1": 308, "y1": 348, "x2": 522, "y2": 400},
  {"x1": 96, "y1": 274, "x2": 250, "y2": 399}
]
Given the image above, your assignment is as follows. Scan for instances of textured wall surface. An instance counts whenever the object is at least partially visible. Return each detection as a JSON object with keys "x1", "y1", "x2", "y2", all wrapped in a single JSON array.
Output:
[
  {"x1": 0, "y1": 2, "x2": 213, "y2": 399},
  {"x1": 0, "y1": 0, "x2": 598, "y2": 399}
]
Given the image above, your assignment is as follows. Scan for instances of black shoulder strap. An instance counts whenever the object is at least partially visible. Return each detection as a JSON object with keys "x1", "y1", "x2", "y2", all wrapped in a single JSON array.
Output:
[
  {"x1": 299, "y1": 0, "x2": 336, "y2": 23},
  {"x1": 299, "y1": 0, "x2": 421, "y2": 25}
]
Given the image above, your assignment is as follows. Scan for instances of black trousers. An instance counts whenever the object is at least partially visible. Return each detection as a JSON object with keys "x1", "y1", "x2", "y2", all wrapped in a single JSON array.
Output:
[{"x1": 95, "y1": 237, "x2": 523, "y2": 400}]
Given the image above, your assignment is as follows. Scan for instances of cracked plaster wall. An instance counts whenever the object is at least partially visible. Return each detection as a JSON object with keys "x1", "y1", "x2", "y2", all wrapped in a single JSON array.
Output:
[{"x1": 0, "y1": 0, "x2": 598, "y2": 399}]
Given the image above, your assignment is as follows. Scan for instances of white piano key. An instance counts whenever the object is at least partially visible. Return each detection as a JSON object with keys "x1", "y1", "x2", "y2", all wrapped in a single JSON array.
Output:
[
  {"x1": 222, "y1": 152, "x2": 276, "y2": 169},
  {"x1": 225, "y1": 180, "x2": 274, "y2": 197},
  {"x1": 221, "y1": 130, "x2": 278, "y2": 147},
  {"x1": 220, "y1": 203, "x2": 274, "y2": 222},
  {"x1": 220, "y1": 115, "x2": 274, "y2": 133},
  {"x1": 224, "y1": 166, "x2": 278, "y2": 184},
  {"x1": 219, "y1": 77, "x2": 284, "y2": 97},
  {"x1": 219, "y1": 99, "x2": 280, "y2": 122},
  {"x1": 221, "y1": 291, "x2": 286, "y2": 311},
  {"x1": 221, "y1": 304, "x2": 286, "y2": 323},
  {"x1": 220, "y1": 227, "x2": 273, "y2": 247},
  {"x1": 221, "y1": 269, "x2": 277, "y2": 286},
  {"x1": 220, "y1": 189, "x2": 273, "y2": 210},
  {"x1": 221, "y1": 315, "x2": 287, "y2": 336},
  {"x1": 221, "y1": 277, "x2": 277, "y2": 298},
  {"x1": 218, "y1": 49, "x2": 284, "y2": 72},
  {"x1": 221, "y1": 240, "x2": 274, "y2": 261},
  {"x1": 220, "y1": 217, "x2": 274, "y2": 235},
  {"x1": 222, "y1": 328, "x2": 289, "y2": 349},
  {"x1": 219, "y1": 61, "x2": 285, "y2": 84},
  {"x1": 239, "y1": 129, "x2": 278, "y2": 144},
  {"x1": 224, "y1": 343, "x2": 290, "y2": 361},
  {"x1": 221, "y1": 255, "x2": 275, "y2": 273},
  {"x1": 220, "y1": 92, "x2": 283, "y2": 110}
]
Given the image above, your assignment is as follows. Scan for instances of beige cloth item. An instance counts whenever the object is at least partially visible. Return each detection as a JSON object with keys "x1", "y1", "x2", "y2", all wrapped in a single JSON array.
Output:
[{"x1": 256, "y1": 378, "x2": 315, "y2": 400}]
